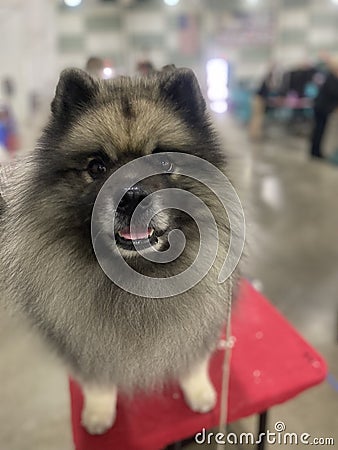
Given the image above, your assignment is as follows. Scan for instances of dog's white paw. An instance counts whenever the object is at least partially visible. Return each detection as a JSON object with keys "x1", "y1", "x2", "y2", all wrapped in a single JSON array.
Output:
[
  {"x1": 81, "y1": 405, "x2": 116, "y2": 435},
  {"x1": 182, "y1": 379, "x2": 217, "y2": 413}
]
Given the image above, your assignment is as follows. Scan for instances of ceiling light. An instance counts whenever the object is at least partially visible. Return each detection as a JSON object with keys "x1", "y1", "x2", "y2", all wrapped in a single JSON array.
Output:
[
  {"x1": 64, "y1": 0, "x2": 82, "y2": 7},
  {"x1": 164, "y1": 0, "x2": 180, "y2": 6}
]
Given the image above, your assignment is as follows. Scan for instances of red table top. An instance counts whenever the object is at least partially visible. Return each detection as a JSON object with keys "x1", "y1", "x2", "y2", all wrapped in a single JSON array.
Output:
[{"x1": 70, "y1": 279, "x2": 327, "y2": 450}]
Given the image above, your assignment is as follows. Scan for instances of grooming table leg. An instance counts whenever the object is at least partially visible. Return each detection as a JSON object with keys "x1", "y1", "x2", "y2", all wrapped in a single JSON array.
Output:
[{"x1": 257, "y1": 410, "x2": 268, "y2": 450}]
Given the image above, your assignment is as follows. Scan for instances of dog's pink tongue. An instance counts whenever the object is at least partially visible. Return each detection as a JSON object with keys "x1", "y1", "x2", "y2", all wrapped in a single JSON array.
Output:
[{"x1": 120, "y1": 228, "x2": 151, "y2": 240}]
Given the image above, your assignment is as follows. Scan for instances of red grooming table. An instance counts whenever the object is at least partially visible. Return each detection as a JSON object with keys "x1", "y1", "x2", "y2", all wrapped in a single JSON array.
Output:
[{"x1": 69, "y1": 279, "x2": 327, "y2": 450}]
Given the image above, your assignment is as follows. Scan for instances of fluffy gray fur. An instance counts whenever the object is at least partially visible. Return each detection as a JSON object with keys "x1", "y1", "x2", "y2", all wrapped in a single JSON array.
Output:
[{"x1": 0, "y1": 67, "x2": 238, "y2": 392}]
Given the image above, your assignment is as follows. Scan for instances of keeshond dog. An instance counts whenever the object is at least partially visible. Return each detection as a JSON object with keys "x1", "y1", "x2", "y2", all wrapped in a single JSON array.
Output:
[{"x1": 0, "y1": 67, "x2": 238, "y2": 434}]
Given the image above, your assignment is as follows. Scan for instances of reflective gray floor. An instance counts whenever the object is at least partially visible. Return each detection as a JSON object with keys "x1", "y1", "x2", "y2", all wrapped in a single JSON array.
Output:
[{"x1": 0, "y1": 117, "x2": 337, "y2": 450}]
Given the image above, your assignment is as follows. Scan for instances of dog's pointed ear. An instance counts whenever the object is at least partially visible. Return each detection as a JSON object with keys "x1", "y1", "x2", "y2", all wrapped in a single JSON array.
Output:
[
  {"x1": 160, "y1": 67, "x2": 206, "y2": 120},
  {"x1": 51, "y1": 68, "x2": 98, "y2": 117}
]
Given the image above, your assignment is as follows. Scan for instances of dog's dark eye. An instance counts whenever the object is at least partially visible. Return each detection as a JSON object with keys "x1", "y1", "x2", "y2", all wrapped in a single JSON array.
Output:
[{"x1": 87, "y1": 158, "x2": 107, "y2": 178}]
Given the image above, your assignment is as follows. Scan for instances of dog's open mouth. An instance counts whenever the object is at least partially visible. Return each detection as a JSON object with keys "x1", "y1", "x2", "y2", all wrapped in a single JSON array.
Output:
[{"x1": 115, "y1": 227, "x2": 158, "y2": 251}]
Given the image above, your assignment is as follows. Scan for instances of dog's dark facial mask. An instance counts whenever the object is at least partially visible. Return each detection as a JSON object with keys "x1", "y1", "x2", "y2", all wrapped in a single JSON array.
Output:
[
  {"x1": 95, "y1": 164, "x2": 177, "y2": 257},
  {"x1": 35, "y1": 67, "x2": 223, "y2": 262}
]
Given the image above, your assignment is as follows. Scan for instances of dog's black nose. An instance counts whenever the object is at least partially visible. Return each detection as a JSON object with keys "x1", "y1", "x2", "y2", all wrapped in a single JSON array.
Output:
[{"x1": 118, "y1": 187, "x2": 149, "y2": 214}]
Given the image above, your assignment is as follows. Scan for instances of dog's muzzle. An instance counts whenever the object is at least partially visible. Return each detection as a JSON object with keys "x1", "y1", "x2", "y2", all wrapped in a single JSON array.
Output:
[{"x1": 115, "y1": 186, "x2": 158, "y2": 251}]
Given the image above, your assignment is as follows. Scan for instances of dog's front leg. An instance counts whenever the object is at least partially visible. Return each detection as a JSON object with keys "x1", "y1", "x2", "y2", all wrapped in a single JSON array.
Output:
[
  {"x1": 179, "y1": 356, "x2": 217, "y2": 413},
  {"x1": 81, "y1": 383, "x2": 117, "y2": 435}
]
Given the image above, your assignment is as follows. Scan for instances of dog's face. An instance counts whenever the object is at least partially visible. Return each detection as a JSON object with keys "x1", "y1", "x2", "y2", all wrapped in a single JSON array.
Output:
[{"x1": 32, "y1": 68, "x2": 224, "y2": 260}]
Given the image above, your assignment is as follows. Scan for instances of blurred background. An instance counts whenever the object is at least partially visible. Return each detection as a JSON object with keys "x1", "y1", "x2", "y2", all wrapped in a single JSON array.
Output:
[
  {"x1": 0, "y1": 0, "x2": 337, "y2": 449},
  {"x1": 1, "y1": 0, "x2": 338, "y2": 151}
]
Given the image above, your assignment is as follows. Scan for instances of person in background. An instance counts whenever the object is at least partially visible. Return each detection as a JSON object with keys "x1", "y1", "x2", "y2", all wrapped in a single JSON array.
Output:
[
  {"x1": 85, "y1": 56, "x2": 104, "y2": 79},
  {"x1": 0, "y1": 104, "x2": 14, "y2": 162},
  {"x1": 0, "y1": 98, "x2": 18, "y2": 159},
  {"x1": 310, "y1": 53, "x2": 338, "y2": 159},
  {"x1": 0, "y1": 105, "x2": 10, "y2": 163},
  {"x1": 249, "y1": 64, "x2": 282, "y2": 141},
  {"x1": 136, "y1": 60, "x2": 155, "y2": 77},
  {"x1": 0, "y1": 78, "x2": 19, "y2": 158}
]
